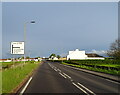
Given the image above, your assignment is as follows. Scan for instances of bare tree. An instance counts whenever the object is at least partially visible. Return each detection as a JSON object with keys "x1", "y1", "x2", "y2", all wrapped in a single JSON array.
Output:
[{"x1": 107, "y1": 39, "x2": 120, "y2": 59}]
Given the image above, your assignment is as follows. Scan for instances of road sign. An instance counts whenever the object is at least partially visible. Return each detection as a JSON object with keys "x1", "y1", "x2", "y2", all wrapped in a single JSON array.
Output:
[{"x1": 11, "y1": 42, "x2": 24, "y2": 54}]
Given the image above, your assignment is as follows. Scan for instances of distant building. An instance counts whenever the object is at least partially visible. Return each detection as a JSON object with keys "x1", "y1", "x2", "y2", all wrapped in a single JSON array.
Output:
[
  {"x1": 0, "y1": 59, "x2": 11, "y2": 62},
  {"x1": 53, "y1": 57, "x2": 58, "y2": 60},
  {"x1": 67, "y1": 49, "x2": 105, "y2": 60},
  {"x1": 67, "y1": 49, "x2": 88, "y2": 60},
  {"x1": 49, "y1": 56, "x2": 58, "y2": 60},
  {"x1": 85, "y1": 53, "x2": 104, "y2": 60},
  {"x1": 86, "y1": 53, "x2": 103, "y2": 57}
]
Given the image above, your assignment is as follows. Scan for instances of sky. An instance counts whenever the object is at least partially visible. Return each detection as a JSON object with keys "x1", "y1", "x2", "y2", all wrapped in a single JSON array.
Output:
[
  {"x1": 2, "y1": 2, "x2": 118, "y2": 58},
  {"x1": 0, "y1": 2, "x2": 2, "y2": 59}
]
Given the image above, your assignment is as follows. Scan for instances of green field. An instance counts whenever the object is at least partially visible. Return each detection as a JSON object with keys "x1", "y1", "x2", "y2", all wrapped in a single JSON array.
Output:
[{"x1": 2, "y1": 61, "x2": 40, "y2": 94}]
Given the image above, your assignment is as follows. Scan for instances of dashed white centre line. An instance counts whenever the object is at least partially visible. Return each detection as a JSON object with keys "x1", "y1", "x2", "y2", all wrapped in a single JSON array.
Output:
[
  {"x1": 72, "y1": 82, "x2": 89, "y2": 95},
  {"x1": 63, "y1": 72, "x2": 71, "y2": 79},
  {"x1": 57, "y1": 69, "x2": 61, "y2": 72},
  {"x1": 78, "y1": 83, "x2": 96, "y2": 95},
  {"x1": 54, "y1": 69, "x2": 58, "y2": 72},
  {"x1": 59, "y1": 72, "x2": 67, "y2": 79},
  {"x1": 48, "y1": 63, "x2": 95, "y2": 95}
]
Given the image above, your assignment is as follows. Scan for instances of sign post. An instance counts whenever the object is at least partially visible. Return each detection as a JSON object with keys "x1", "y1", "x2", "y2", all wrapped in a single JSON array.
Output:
[
  {"x1": 11, "y1": 42, "x2": 24, "y2": 65},
  {"x1": 11, "y1": 42, "x2": 24, "y2": 55}
]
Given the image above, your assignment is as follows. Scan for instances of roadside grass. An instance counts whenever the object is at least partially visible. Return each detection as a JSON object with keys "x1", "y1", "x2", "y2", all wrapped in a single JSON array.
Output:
[
  {"x1": 0, "y1": 71, "x2": 2, "y2": 94},
  {"x1": 2, "y1": 61, "x2": 24, "y2": 69},
  {"x1": 2, "y1": 61, "x2": 39, "y2": 94},
  {"x1": 98, "y1": 64, "x2": 120, "y2": 68},
  {"x1": 61, "y1": 61, "x2": 120, "y2": 75}
]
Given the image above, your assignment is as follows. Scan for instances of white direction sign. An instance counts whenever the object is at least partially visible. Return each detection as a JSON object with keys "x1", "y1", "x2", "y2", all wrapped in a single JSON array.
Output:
[{"x1": 11, "y1": 42, "x2": 24, "y2": 54}]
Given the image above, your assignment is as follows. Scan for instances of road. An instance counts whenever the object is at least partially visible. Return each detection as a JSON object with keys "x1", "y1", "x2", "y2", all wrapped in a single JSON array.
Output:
[{"x1": 23, "y1": 61, "x2": 119, "y2": 94}]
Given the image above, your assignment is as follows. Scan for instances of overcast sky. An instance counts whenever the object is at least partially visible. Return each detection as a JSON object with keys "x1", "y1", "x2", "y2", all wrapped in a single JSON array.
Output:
[
  {"x1": 2, "y1": 2, "x2": 118, "y2": 58},
  {"x1": 0, "y1": 2, "x2": 2, "y2": 59}
]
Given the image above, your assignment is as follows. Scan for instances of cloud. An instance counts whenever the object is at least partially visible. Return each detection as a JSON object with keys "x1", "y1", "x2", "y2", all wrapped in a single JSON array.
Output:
[{"x1": 88, "y1": 49, "x2": 107, "y2": 55}]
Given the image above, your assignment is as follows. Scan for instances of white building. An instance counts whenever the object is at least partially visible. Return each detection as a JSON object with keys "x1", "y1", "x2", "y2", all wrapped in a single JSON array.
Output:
[
  {"x1": 53, "y1": 57, "x2": 58, "y2": 60},
  {"x1": 67, "y1": 49, "x2": 88, "y2": 60},
  {"x1": 67, "y1": 49, "x2": 105, "y2": 60},
  {"x1": 49, "y1": 56, "x2": 58, "y2": 60}
]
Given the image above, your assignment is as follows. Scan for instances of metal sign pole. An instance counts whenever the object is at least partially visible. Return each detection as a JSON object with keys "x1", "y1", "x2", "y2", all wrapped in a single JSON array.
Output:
[
  {"x1": 11, "y1": 42, "x2": 24, "y2": 67},
  {"x1": 24, "y1": 23, "x2": 26, "y2": 65}
]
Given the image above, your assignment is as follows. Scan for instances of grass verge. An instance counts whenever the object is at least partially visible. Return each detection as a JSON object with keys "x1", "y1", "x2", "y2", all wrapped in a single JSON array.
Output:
[
  {"x1": 2, "y1": 61, "x2": 39, "y2": 94},
  {"x1": 2, "y1": 61, "x2": 28, "y2": 69},
  {"x1": 61, "y1": 62, "x2": 120, "y2": 75}
]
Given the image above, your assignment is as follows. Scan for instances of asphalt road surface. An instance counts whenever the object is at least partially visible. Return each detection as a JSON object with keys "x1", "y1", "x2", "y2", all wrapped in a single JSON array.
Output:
[{"x1": 23, "y1": 61, "x2": 119, "y2": 94}]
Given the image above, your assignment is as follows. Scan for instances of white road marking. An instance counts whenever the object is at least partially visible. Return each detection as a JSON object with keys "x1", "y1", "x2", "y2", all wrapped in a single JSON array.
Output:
[
  {"x1": 78, "y1": 83, "x2": 96, "y2": 95},
  {"x1": 59, "y1": 72, "x2": 67, "y2": 79},
  {"x1": 20, "y1": 77, "x2": 33, "y2": 94},
  {"x1": 54, "y1": 69, "x2": 58, "y2": 72},
  {"x1": 48, "y1": 63, "x2": 52, "y2": 68},
  {"x1": 48, "y1": 63, "x2": 55, "y2": 69},
  {"x1": 63, "y1": 72, "x2": 71, "y2": 79},
  {"x1": 48, "y1": 63, "x2": 95, "y2": 95},
  {"x1": 59, "y1": 64, "x2": 120, "y2": 84},
  {"x1": 59, "y1": 64, "x2": 80, "y2": 70},
  {"x1": 57, "y1": 69, "x2": 61, "y2": 72},
  {"x1": 105, "y1": 79, "x2": 120, "y2": 84},
  {"x1": 72, "y1": 82, "x2": 89, "y2": 95},
  {"x1": 70, "y1": 79, "x2": 74, "y2": 82},
  {"x1": 48, "y1": 63, "x2": 66, "y2": 79}
]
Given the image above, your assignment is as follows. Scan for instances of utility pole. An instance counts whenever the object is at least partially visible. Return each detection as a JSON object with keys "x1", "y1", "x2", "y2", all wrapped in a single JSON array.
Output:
[{"x1": 24, "y1": 21, "x2": 35, "y2": 64}]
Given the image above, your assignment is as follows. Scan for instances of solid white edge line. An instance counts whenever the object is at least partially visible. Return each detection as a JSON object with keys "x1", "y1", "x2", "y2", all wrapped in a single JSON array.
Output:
[
  {"x1": 20, "y1": 77, "x2": 33, "y2": 94},
  {"x1": 77, "y1": 83, "x2": 96, "y2": 95},
  {"x1": 72, "y1": 82, "x2": 89, "y2": 95},
  {"x1": 60, "y1": 64, "x2": 80, "y2": 70},
  {"x1": 105, "y1": 79, "x2": 120, "y2": 84},
  {"x1": 59, "y1": 64, "x2": 120, "y2": 84}
]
